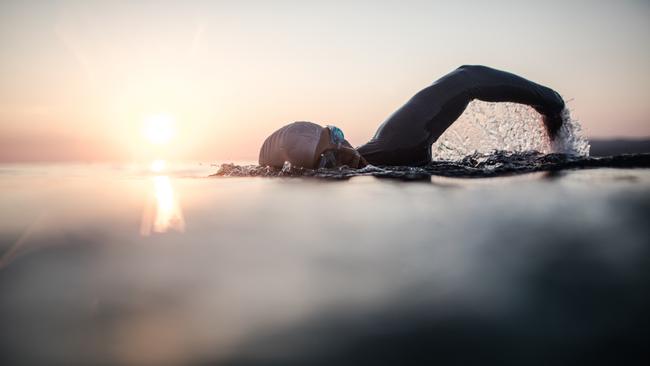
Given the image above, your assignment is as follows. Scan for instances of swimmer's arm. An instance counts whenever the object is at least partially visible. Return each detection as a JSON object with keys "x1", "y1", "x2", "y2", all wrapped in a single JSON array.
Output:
[{"x1": 460, "y1": 65, "x2": 566, "y2": 138}]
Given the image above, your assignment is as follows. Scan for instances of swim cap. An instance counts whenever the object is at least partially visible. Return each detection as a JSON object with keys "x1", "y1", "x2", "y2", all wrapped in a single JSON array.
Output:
[{"x1": 259, "y1": 121, "x2": 324, "y2": 168}]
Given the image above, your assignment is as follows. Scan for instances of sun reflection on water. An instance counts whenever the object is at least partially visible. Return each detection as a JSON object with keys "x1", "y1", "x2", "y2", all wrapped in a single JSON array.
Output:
[{"x1": 140, "y1": 161, "x2": 185, "y2": 236}]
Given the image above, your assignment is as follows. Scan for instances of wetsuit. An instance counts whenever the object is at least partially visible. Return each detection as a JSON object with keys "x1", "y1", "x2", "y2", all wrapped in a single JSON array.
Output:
[{"x1": 356, "y1": 65, "x2": 565, "y2": 166}]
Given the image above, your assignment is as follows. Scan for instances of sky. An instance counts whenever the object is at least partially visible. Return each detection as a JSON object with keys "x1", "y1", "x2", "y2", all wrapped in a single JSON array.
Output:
[{"x1": 0, "y1": 0, "x2": 649, "y2": 162}]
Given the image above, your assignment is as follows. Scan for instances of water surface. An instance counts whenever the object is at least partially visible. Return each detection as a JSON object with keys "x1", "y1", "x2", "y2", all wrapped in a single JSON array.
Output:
[{"x1": 0, "y1": 163, "x2": 648, "y2": 365}]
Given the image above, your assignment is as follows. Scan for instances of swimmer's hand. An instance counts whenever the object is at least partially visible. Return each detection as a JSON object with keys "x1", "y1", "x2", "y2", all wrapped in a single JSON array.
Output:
[
  {"x1": 533, "y1": 90, "x2": 565, "y2": 140},
  {"x1": 542, "y1": 111, "x2": 563, "y2": 140}
]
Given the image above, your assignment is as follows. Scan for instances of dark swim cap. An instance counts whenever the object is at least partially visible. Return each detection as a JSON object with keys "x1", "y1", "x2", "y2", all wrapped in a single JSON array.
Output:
[{"x1": 259, "y1": 121, "x2": 324, "y2": 168}]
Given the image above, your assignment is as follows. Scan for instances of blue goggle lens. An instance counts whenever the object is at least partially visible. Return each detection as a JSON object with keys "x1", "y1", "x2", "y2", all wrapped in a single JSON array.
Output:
[{"x1": 327, "y1": 125, "x2": 345, "y2": 145}]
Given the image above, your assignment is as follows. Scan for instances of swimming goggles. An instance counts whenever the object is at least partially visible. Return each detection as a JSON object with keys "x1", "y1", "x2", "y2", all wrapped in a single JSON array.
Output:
[
  {"x1": 317, "y1": 125, "x2": 345, "y2": 169},
  {"x1": 326, "y1": 125, "x2": 345, "y2": 148}
]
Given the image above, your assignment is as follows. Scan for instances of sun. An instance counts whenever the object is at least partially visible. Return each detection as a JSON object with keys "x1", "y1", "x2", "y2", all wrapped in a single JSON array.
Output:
[{"x1": 142, "y1": 113, "x2": 175, "y2": 145}]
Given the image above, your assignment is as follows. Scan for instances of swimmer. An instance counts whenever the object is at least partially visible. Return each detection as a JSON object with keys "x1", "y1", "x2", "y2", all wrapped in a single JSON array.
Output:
[{"x1": 259, "y1": 65, "x2": 565, "y2": 169}]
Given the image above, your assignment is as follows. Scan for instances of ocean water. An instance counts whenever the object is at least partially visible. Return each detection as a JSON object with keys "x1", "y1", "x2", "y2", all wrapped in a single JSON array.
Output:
[{"x1": 0, "y1": 161, "x2": 649, "y2": 365}]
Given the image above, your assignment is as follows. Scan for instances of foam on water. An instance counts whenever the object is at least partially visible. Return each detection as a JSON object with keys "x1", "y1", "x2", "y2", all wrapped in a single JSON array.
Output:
[{"x1": 431, "y1": 101, "x2": 590, "y2": 161}]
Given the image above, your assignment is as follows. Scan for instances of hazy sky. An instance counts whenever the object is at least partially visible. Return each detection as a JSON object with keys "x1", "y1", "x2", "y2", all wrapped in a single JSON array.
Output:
[{"x1": 1, "y1": 0, "x2": 649, "y2": 161}]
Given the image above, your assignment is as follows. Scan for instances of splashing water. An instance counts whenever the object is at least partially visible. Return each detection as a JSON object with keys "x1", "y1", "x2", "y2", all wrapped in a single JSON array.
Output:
[
  {"x1": 553, "y1": 108, "x2": 591, "y2": 156},
  {"x1": 431, "y1": 101, "x2": 590, "y2": 161}
]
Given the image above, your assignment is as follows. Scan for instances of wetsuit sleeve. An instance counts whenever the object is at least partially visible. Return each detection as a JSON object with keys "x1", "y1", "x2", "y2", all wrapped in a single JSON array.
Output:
[
  {"x1": 357, "y1": 65, "x2": 566, "y2": 166},
  {"x1": 458, "y1": 65, "x2": 565, "y2": 116}
]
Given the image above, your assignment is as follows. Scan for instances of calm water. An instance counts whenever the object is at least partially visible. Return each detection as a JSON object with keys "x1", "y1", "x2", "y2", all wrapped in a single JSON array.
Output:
[{"x1": 0, "y1": 163, "x2": 649, "y2": 365}]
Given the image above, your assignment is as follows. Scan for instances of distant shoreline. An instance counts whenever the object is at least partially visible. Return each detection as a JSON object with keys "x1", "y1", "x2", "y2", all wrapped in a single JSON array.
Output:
[{"x1": 588, "y1": 139, "x2": 650, "y2": 156}]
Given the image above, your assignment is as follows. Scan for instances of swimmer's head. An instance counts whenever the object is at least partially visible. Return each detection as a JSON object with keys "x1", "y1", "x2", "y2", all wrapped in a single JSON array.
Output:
[
  {"x1": 259, "y1": 122, "x2": 366, "y2": 169},
  {"x1": 259, "y1": 121, "x2": 323, "y2": 168}
]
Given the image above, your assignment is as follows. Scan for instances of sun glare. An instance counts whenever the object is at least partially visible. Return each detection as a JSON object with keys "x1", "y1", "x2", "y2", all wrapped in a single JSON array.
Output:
[
  {"x1": 150, "y1": 159, "x2": 166, "y2": 172},
  {"x1": 143, "y1": 114, "x2": 175, "y2": 145}
]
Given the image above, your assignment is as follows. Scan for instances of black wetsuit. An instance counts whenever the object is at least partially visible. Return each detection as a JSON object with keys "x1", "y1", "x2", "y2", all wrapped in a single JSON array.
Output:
[{"x1": 356, "y1": 65, "x2": 565, "y2": 166}]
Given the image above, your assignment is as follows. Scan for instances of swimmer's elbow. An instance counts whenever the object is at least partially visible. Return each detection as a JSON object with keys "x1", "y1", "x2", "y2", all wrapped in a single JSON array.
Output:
[
  {"x1": 453, "y1": 65, "x2": 493, "y2": 86},
  {"x1": 456, "y1": 64, "x2": 490, "y2": 74}
]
